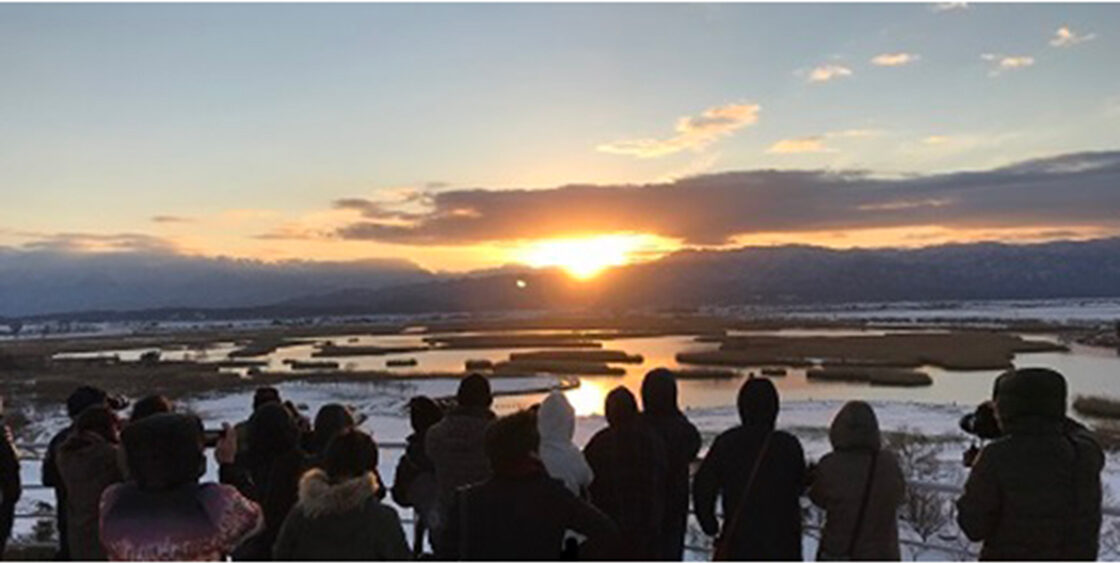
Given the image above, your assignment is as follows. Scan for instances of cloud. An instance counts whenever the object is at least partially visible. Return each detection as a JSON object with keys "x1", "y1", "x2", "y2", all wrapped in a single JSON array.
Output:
[
  {"x1": 981, "y1": 54, "x2": 1035, "y2": 76},
  {"x1": 151, "y1": 215, "x2": 194, "y2": 224},
  {"x1": 931, "y1": 2, "x2": 969, "y2": 12},
  {"x1": 871, "y1": 53, "x2": 921, "y2": 67},
  {"x1": 767, "y1": 129, "x2": 883, "y2": 154},
  {"x1": 597, "y1": 103, "x2": 761, "y2": 158},
  {"x1": 332, "y1": 150, "x2": 1120, "y2": 247},
  {"x1": 1050, "y1": 26, "x2": 1096, "y2": 47},
  {"x1": 20, "y1": 233, "x2": 180, "y2": 254},
  {"x1": 805, "y1": 64, "x2": 853, "y2": 83},
  {"x1": 768, "y1": 136, "x2": 831, "y2": 154}
]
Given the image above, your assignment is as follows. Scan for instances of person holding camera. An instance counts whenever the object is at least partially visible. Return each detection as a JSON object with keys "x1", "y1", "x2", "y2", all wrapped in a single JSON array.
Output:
[{"x1": 956, "y1": 367, "x2": 1104, "y2": 560}]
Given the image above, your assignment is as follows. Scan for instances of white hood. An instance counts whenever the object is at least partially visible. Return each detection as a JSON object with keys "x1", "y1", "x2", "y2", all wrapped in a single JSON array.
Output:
[{"x1": 537, "y1": 391, "x2": 593, "y2": 496}]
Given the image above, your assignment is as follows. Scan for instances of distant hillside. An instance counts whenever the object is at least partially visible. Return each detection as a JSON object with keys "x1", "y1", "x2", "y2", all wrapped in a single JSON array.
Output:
[
  {"x1": 0, "y1": 250, "x2": 432, "y2": 317},
  {"x1": 11, "y1": 238, "x2": 1120, "y2": 321}
]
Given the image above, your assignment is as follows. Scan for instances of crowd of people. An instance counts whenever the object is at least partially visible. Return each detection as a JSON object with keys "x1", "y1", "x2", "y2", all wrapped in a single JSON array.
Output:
[{"x1": 0, "y1": 365, "x2": 1107, "y2": 561}]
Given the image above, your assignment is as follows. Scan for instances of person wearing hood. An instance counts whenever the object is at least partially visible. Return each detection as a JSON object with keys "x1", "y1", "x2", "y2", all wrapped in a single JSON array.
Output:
[
  {"x1": 219, "y1": 402, "x2": 310, "y2": 560},
  {"x1": 537, "y1": 391, "x2": 593, "y2": 498},
  {"x1": 42, "y1": 385, "x2": 124, "y2": 560},
  {"x1": 100, "y1": 413, "x2": 262, "y2": 561},
  {"x1": 425, "y1": 374, "x2": 496, "y2": 551},
  {"x1": 692, "y1": 376, "x2": 806, "y2": 561},
  {"x1": 583, "y1": 386, "x2": 667, "y2": 560},
  {"x1": 273, "y1": 429, "x2": 410, "y2": 560},
  {"x1": 640, "y1": 369, "x2": 701, "y2": 561},
  {"x1": 439, "y1": 410, "x2": 620, "y2": 561},
  {"x1": 392, "y1": 395, "x2": 443, "y2": 556},
  {"x1": 957, "y1": 367, "x2": 1104, "y2": 560},
  {"x1": 129, "y1": 395, "x2": 173, "y2": 423},
  {"x1": 809, "y1": 401, "x2": 905, "y2": 560},
  {"x1": 57, "y1": 406, "x2": 126, "y2": 560},
  {"x1": 0, "y1": 397, "x2": 21, "y2": 559}
]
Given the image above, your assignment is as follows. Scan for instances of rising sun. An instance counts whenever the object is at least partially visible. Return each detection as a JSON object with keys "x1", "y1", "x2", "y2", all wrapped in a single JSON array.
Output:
[{"x1": 519, "y1": 234, "x2": 657, "y2": 280}]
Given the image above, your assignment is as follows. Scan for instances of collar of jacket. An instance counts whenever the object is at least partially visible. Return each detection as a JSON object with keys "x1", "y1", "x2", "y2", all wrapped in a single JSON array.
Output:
[{"x1": 297, "y1": 469, "x2": 381, "y2": 518}]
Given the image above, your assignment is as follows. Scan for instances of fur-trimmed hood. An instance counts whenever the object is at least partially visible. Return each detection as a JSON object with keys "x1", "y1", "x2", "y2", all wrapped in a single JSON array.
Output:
[{"x1": 297, "y1": 469, "x2": 381, "y2": 518}]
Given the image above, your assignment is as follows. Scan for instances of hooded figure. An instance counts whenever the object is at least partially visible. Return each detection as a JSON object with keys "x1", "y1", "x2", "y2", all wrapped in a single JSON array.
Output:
[
  {"x1": 425, "y1": 375, "x2": 496, "y2": 550},
  {"x1": 809, "y1": 401, "x2": 905, "y2": 560},
  {"x1": 640, "y1": 369, "x2": 701, "y2": 561},
  {"x1": 537, "y1": 391, "x2": 594, "y2": 497},
  {"x1": 220, "y1": 402, "x2": 309, "y2": 560},
  {"x1": 274, "y1": 429, "x2": 410, "y2": 560},
  {"x1": 692, "y1": 377, "x2": 806, "y2": 561},
  {"x1": 391, "y1": 396, "x2": 443, "y2": 555},
  {"x1": 57, "y1": 407, "x2": 126, "y2": 560},
  {"x1": 583, "y1": 386, "x2": 667, "y2": 560},
  {"x1": 100, "y1": 413, "x2": 262, "y2": 561},
  {"x1": 957, "y1": 368, "x2": 1104, "y2": 560},
  {"x1": 440, "y1": 410, "x2": 620, "y2": 561}
]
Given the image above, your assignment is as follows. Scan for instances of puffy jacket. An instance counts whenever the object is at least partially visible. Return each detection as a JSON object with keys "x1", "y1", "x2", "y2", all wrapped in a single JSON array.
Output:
[
  {"x1": 692, "y1": 378, "x2": 806, "y2": 561},
  {"x1": 100, "y1": 482, "x2": 263, "y2": 561},
  {"x1": 641, "y1": 369, "x2": 701, "y2": 561},
  {"x1": 58, "y1": 430, "x2": 125, "y2": 560},
  {"x1": 583, "y1": 388, "x2": 667, "y2": 560},
  {"x1": 425, "y1": 406, "x2": 495, "y2": 511},
  {"x1": 273, "y1": 469, "x2": 410, "y2": 560},
  {"x1": 537, "y1": 392, "x2": 593, "y2": 497},
  {"x1": 809, "y1": 401, "x2": 905, "y2": 561},
  {"x1": 957, "y1": 368, "x2": 1104, "y2": 560},
  {"x1": 438, "y1": 459, "x2": 619, "y2": 561}
]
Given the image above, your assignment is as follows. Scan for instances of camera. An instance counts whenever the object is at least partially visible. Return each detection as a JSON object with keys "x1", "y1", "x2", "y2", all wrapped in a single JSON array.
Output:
[{"x1": 959, "y1": 400, "x2": 1001, "y2": 440}]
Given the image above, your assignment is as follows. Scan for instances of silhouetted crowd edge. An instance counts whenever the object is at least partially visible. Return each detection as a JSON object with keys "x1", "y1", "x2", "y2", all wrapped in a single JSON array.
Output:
[{"x1": 0, "y1": 366, "x2": 1106, "y2": 561}]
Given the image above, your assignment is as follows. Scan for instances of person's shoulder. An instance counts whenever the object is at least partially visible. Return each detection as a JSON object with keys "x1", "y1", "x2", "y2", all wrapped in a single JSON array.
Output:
[
  {"x1": 365, "y1": 497, "x2": 403, "y2": 522},
  {"x1": 772, "y1": 429, "x2": 803, "y2": 448}
]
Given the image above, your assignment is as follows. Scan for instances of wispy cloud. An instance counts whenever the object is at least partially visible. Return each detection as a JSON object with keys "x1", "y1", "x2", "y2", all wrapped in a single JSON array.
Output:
[
  {"x1": 150, "y1": 215, "x2": 194, "y2": 224},
  {"x1": 767, "y1": 129, "x2": 883, "y2": 154},
  {"x1": 931, "y1": 2, "x2": 969, "y2": 12},
  {"x1": 805, "y1": 64, "x2": 853, "y2": 83},
  {"x1": 20, "y1": 232, "x2": 180, "y2": 254},
  {"x1": 1050, "y1": 26, "x2": 1096, "y2": 47},
  {"x1": 871, "y1": 52, "x2": 921, "y2": 67},
  {"x1": 981, "y1": 53, "x2": 1035, "y2": 76},
  {"x1": 597, "y1": 102, "x2": 761, "y2": 158}
]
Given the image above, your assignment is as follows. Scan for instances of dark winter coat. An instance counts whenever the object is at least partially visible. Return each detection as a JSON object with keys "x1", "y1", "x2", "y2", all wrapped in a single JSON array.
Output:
[
  {"x1": 438, "y1": 459, "x2": 620, "y2": 561},
  {"x1": 57, "y1": 430, "x2": 126, "y2": 560},
  {"x1": 100, "y1": 482, "x2": 263, "y2": 561},
  {"x1": 640, "y1": 370, "x2": 701, "y2": 561},
  {"x1": 692, "y1": 378, "x2": 806, "y2": 561},
  {"x1": 809, "y1": 401, "x2": 905, "y2": 561},
  {"x1": 42, "y1": 425, "x2": 73, "y2": 559},
  {"x1": 0, "y1": 420, "x2": 20, "y2": 556},
  {"x1": 957, "y1": 368, "x2": 1104, "y2": 560},
  {"x1": 583, "y1": 388, "x2": 668, "y2": 560},
  {"x1": 273, "y1": 469, "x2": 410, "y2": 560},
  {"x1": 425, "y1": 405, "x2": 495, "y2": 512}
]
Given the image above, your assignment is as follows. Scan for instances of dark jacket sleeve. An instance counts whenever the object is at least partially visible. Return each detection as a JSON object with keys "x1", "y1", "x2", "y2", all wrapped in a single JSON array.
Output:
[
  {"x1": 692, "y1": 434, "x2": 724, "y2": 536},
  {"x1": 684, "y1": 419, "x2": 701, "y2": 463},
  {"x1": 219, "y1": 462, "x2": 254, "y2": 498},
  {"x1": 561, "y1": 489, "x2": 621, "y2": 559},
  {"x1": 374, "y1": 506, "x2": 412, "y2": 561},
  {"x1": 41, "y1": 429, "x2": 65, "y2": 488},
  {"x1": 272, "y1": 508, "x2": 301, "y2": 560},
  {"x1": 0, "y1": 424, "x2": 20, "y2": 505},
  {"x1": 957, "y1": 446, "x2": 1000, "y2": 542},
  {"x1": 436, "y1": 489, "x2": 462, "y2": 561}
]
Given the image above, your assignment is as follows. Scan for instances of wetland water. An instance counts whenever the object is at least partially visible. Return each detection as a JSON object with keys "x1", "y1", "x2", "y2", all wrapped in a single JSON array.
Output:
[{"x1": 55, "y1": 329, "x2": 1120, "y2": 416}]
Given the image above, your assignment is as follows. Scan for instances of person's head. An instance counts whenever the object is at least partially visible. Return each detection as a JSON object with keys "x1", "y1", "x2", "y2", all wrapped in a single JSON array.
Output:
[
  {"x1": 829, "y1": 401, "x2": 881, "y2": 452},
  {"x1": 537, "y1": 391, "x2": 576, "y2": 443},
  {"x1": 994, "y1": 367, "x2": 1067, "y2": 429},
  {"x1": 322, "y1": 429, "x2": 379, "y2": 483},
  {"x1": 641, "y1": 368, "x2": 680, "y2": 416},
  {"x1": 310, "y1": 404, "x2": 356, "y2": 453},
  {"x1": 122, "y1": 413, "x2": 206, "y2": 491},
  {"x1": 408, "y1": 396, "x2": 443, "y2": 433},
  {"x1": 604, "y1": 386, "x2": 639, "y2": 428},
  {"x1": 66, "y1": 385, "x2": 109, "y2": 419},
  {"x1": 457, "y1": 374, "x2": 493, "y2": 409},
  {"x1": 248, "y1": 402, "x2": 301, "y2": 459},
  {"x1": 485, "y1": 410, "x2": 540, "y2": 473},
  {"x1": 252, "y1": 387, "x2": 282, "y2": 411},
  {"x1": 130, "y1": 395, "x2": 173, "y2": 423},
  {"x1": 737, "y1": 376, "x2": 779, "y2": 429},
  {"x1": 74, "y1": 405, "x2": 122, "y2": 443}
]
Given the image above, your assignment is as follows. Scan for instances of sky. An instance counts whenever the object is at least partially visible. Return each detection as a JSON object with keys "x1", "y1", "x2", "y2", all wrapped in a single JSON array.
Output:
[{"x1": 2, "y1": 3, "x2": 1119, "y2": 276}]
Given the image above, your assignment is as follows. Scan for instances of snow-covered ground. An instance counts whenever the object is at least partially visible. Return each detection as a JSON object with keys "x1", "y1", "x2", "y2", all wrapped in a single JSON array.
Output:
[{"x1": 12, "y1": 380, "x2": 1120, "y2": 560}]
